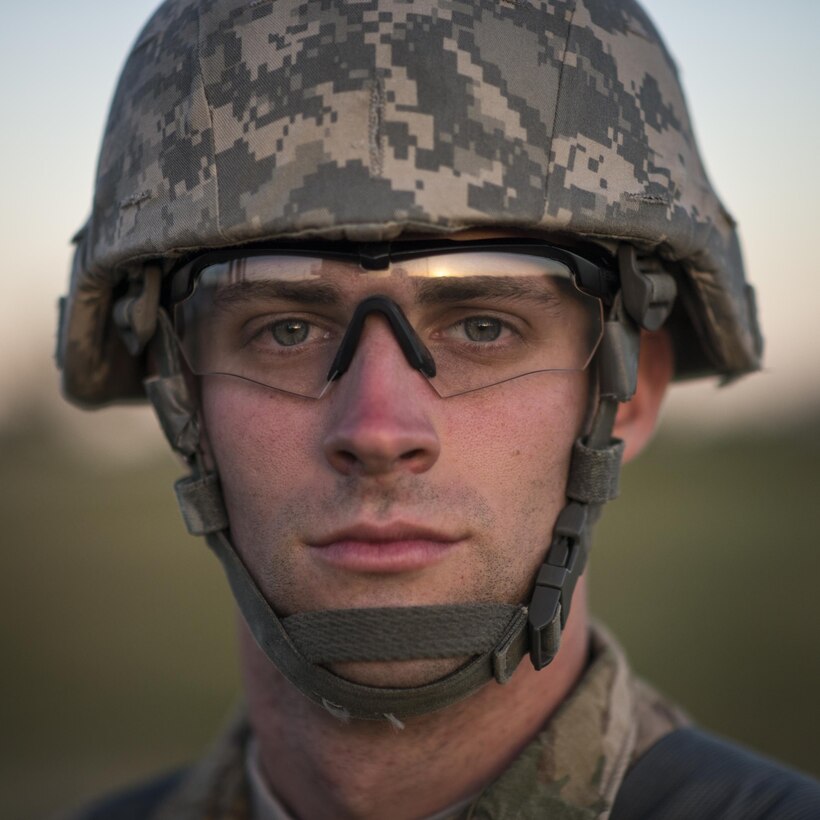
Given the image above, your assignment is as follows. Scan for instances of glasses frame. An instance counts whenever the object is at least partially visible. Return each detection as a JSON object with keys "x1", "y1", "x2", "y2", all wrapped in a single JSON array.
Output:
[
  {"x1": 167, "y1": 237, "x2": 620, "y2": 307},
  {"x1": 166, "y1": 237, "x2": 620, "y2": 398}
]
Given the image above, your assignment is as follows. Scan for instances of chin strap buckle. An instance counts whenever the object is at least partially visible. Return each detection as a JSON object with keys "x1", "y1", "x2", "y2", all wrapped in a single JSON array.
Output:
[{"x1": 527, "y1": 502, "x2": 589, "y2": 670}]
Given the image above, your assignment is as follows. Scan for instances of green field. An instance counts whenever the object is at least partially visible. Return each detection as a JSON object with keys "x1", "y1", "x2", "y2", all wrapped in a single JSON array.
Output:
[{"x1": 2, "y1": 410, "x2": 818, "y2": 818}]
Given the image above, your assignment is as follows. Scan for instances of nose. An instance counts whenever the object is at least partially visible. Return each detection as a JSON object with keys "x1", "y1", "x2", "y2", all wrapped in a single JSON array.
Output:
[{"x1": 322, "y1": 316, "x2": 441, "y2": 477}]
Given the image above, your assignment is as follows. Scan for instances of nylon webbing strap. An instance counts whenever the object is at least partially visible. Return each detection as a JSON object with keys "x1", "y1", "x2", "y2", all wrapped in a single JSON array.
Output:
[
  {"x1": 203, "y1": 527, "x2": 529, "y2": 720},
  {"x1": 491, "y1": 606, "x2": 529, "y2": 684},
  {"x1": 154, "y1": 277, "x2": 642, "y2": 720},
  {"x1": 566, "y1": 437, "x2": 625, "y2": 504},
  {"x1": 283, "y1": 604, "x2": 524, "y2": 664},
  {"x1": 144, "y1": 311, "x2": 200, "y2": 458},
  {"x1": 175, "y1": 473, "x2": 229, "y2": 536},
  {"x1": 145, "y1": 373, "x2": 201, "y2": 457}
]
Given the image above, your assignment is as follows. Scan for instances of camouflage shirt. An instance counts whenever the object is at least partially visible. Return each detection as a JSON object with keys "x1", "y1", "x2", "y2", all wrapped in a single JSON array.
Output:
[{"x1": 141, "y1": 625, "x2": 687, "y2": 820}]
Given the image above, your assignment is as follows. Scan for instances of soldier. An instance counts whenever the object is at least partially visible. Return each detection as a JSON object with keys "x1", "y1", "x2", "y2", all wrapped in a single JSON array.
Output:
[{"x1": 58, "y1": 0, "x2": 818, "y2": 817}]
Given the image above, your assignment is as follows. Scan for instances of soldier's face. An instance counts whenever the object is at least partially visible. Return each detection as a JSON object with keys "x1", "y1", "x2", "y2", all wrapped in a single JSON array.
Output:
[{"x1": 200, "y1": 238, "x2": 589, "y2": 686}]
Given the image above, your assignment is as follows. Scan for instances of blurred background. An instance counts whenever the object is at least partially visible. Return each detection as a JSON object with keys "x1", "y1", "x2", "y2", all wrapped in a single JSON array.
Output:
[{"x1": 1, "y1": 2, "x2": 818, "y2": 818}]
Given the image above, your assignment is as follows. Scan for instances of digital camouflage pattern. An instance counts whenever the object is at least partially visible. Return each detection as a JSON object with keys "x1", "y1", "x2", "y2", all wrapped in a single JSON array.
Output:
[
  {"x1": 59, "y1": 0, "x2": 762, "y2": 406},
  {"x1": 68, "y1": 626, "x2": 684, "y2": 819}
]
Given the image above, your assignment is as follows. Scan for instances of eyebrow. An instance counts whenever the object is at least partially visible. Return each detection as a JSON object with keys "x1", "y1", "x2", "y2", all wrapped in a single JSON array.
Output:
[
  {"x1": 414, "y1": 277, "x2": 560, "y2": 305},
  {"x1": 211, "y1": 279, "x2": 343, "y2": 307},
  {"x1": 206, "y1": 273, "x2": 563, "y2": 310}
]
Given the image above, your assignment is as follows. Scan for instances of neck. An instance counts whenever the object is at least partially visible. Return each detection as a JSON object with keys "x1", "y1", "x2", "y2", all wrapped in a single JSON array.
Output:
[{"x1": 239, "y1": 582, "x2": 589, "y2": 820}]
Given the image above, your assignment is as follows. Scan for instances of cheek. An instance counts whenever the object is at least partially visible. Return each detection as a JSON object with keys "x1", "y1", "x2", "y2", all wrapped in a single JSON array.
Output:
[
  {"x1": 441, "y1": 375, "x2": 586, "y2": 481},
  {"x1": 200, "y1": 381, "x2": 319, "y2": 517},
  {"x1": 204, "y1": 372, "x2": 587, "y2": 515},
  {"x1": 438, "y1": 374, "x2": 588, "y2": 551},
  {"x1": 201, "y1": 370, "x2": 588, "y2": 613}
]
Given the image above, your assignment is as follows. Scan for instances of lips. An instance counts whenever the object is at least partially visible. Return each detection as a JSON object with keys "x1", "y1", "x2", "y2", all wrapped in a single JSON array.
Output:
[{"x1": 308, "y1": 522, "x2": 465, "y2": 573}]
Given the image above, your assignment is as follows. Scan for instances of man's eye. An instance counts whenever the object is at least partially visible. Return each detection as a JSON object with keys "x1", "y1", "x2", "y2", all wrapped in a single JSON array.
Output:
[
  {"x1": 460, "y1": 316, "x2": 504, "y2": 343},
  {"x1": 269, "y1": 319, "x2": 311, "y2": 346}
]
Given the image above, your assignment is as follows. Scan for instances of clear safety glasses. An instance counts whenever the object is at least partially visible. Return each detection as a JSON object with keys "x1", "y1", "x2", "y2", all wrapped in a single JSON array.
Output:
[{"x1": 168, "y1": 239, "x2": 619, "y2": 399}]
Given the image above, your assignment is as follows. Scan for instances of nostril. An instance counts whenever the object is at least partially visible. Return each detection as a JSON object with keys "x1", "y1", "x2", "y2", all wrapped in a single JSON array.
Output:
[
  {"x1": 330, "y1": 450, "x2": 358, "y2": 474},
  {"x1": 326, "y1": 439, "x2": 439, "y2": 477}
]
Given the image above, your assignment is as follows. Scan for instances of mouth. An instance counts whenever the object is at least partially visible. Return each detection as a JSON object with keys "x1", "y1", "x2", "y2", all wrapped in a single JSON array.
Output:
[{"x1": 307, "y1": 522, "x2": 465, "y2": 574}]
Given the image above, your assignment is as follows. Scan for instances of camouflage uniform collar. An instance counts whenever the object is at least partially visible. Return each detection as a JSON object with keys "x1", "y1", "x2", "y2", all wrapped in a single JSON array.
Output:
[
  {"x1": 459, "y1": 623, "x2": 638, "y2": 820},
  {"x1": 152, "y1": 624, "x2": 684, "y2": 820}
]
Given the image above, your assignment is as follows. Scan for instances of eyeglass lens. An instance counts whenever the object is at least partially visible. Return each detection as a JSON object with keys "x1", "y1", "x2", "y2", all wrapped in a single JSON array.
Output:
[{"x1": 173, "y1": 251, "x2": 604, "y2": 398}]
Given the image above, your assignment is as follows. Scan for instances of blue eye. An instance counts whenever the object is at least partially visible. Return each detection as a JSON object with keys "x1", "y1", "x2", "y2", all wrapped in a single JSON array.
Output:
[
  {"x1": 462, "y1": 317, "x2": 503, "y2": 342},
  {"x1": 271, "y1": 319, "x2": 310, "y2": 346}
]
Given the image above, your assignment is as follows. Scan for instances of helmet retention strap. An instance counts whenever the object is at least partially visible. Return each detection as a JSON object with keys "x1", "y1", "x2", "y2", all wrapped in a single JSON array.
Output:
[
  {"x1": 143, "y1": 311, "x2": 533, "y2": 720},
  {"x1": 144, "y1": 270, "x2": 645, "y2": 718},
  {"x1": 527, "y1": 291, "x2": 639, "y2": 669}
]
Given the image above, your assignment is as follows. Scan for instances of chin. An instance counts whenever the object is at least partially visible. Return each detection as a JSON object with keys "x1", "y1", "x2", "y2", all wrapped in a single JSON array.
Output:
[{"x1": 329, "y1": 656, "x2": 470, "y2": 689}]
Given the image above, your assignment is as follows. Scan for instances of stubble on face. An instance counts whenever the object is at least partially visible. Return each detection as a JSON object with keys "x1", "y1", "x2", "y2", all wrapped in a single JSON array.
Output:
[{"x1": 204, "y1": 372, "x2": 584, "y2": 687}]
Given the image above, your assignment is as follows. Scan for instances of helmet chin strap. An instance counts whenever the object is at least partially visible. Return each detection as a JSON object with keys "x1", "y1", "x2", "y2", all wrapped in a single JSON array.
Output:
[{"x1": 143, "y1": 247, "x2": 668, "y2": 722}]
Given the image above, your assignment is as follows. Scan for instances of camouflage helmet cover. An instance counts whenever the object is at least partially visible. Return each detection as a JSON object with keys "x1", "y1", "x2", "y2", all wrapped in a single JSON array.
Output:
[{"x1": 59, "y1": 0, "x2": 762, "y2": 405}]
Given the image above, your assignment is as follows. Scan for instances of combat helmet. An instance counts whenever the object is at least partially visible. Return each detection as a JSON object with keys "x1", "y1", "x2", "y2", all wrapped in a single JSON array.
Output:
[{"x1": 58, "y1": 0, "x2": 762, "y2": 721}]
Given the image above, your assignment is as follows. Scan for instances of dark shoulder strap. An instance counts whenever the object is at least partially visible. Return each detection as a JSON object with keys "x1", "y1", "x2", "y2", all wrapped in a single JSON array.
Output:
[
  {"x1": 68, "y1": 768, "x2": 187, "y2": 820},
  {"x1": 611, "y1": 727, "x2": 820, "y2": 820}
]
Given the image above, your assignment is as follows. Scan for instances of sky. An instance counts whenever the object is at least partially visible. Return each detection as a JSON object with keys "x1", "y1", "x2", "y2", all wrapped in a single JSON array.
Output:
[{"x1": 1, "y1": 1, "x2": 818, "y2": 436}]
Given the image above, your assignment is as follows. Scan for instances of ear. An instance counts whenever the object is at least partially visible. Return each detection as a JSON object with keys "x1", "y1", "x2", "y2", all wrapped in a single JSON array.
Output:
[{"x1": 613, "y1": 329, "x2": 674, "y2": 464}]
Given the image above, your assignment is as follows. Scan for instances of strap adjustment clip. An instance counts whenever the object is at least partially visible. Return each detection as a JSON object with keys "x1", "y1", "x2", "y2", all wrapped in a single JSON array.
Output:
[
  {"x1": 527, "y1": 502, "x2": 589, "y2": 670},
  {"x1": 618, "y1": 244, "x2": 677, "y2": 332}
]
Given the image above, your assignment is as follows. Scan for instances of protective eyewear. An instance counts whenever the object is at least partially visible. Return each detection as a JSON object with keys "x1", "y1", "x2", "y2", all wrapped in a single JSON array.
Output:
[{"x1": 169, "y1": 239, "x2": 619, "y2": 399}]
